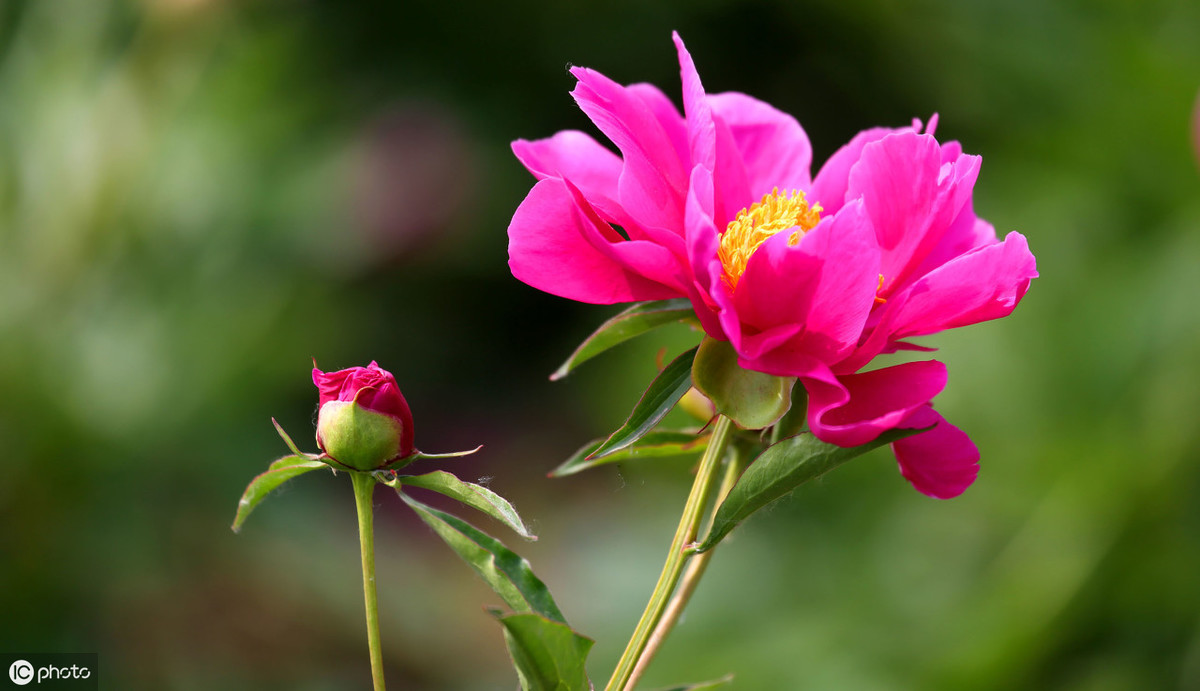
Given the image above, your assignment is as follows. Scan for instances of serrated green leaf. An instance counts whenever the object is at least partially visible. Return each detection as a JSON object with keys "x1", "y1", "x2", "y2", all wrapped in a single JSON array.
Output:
[
  {"x1": 652, "y1": 675, "x2": 734, "y2": 691},
  {"x1": 399, "y1": 492, "x2": 565, "y2": 623},
  {"x1": 549, "y1": 430, "x2": 708, "y2": 478},
  {"x1": 492, "y1": 611, "x2": 594, "y2": 691},
  {"x1": 551, "y1": 298, "x2": 696, "y2": 381},
  {"x1": 692, "y1": 427, "x2": 928, "y2": 552},
  {"x1": 384, "y1": 470, "x2": 536, "y2": 541},
  {"x1": 231, "y1": 456, "x2": 328, "y2": 533},
  {"x1": 691, "y1": 337, "x2": 795, "y2": 430},
  {"x1": 589, "y1": 346, "x2": 698, "y2": 460}
]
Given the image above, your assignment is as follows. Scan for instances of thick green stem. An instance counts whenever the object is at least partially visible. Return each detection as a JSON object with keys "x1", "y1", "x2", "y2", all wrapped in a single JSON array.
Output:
[
  {"x1": 625, "y1": 445, "x2": 745, "y2": 689},
  {"x1": 604, "y1": 415, "x2": 735, "y2": 691},
  {"x1": 352, "y1": 471, "x2": 386, "y2": 691}
]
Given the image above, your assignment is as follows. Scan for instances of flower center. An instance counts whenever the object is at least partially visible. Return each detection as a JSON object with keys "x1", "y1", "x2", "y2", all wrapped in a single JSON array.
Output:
[{"x1": 718, "y1": 188, "x2": 822, "y2": 290}]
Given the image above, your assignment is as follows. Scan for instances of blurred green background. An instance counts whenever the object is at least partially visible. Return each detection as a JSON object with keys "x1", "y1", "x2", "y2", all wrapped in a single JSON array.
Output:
[{"x1": 2, "y1": 0, "x2": 1198, "y2": 688}]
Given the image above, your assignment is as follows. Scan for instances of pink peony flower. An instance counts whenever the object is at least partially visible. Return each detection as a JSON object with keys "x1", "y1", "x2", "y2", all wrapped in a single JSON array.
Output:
[
  {"x1": 508, "y1": 33, "x2": 1037, "y2": 498},
  {"x1": 313, "y1": 361, "x2": 415, "y2": 469}
]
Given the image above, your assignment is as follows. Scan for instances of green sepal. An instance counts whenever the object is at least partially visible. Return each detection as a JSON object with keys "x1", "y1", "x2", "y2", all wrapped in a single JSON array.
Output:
[
  {"x1": 588, "y1": 346, "x2": 698, "y2": 460},
  {"x1": 272, "y1": 418, "x2": 319, "y2": 460},
  {"x1": 231, "y1": 455, "x2": 329, "y2": 533},
  {"x1": 382, "y1": 470, "x2": 536, "y2": 540},
  {"x1": 691, "y1": 337, "x2": 796, "y2": 430},
  {"x1": 549, "y1": 430, "x2": 708, "y2": 478},
  {"x1": 490, "y1": 610, "x2": 594, "y2": 691},
  {"x1": 380, "y1": 445, "x2": 482, "y2": 473},
  {"x1": 552, "y1": 298, "x2": 697, "y2": 381},
  {"x1": 770, "y1": 384, "x2": 810, "y2": 441},
  {"x1": 317, "y1": 400, "x2": 404, "y2": 471},
  {"x1": 691, "y1": 426, "x2": 930, "y2": 552},
  {"x1": 652, "y1": 675, "x2": 735, "y2": 691},
  {"x1": 398, "y1": 491, "x2": 566, "y2": 623}
]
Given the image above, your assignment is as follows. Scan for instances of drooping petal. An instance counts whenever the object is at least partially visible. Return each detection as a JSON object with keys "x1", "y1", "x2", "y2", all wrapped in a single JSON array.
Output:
[
  {"x1": 508, "y1": 178, "x2": 680, "y2": 304},
  {"x1": 886, "y1": 231, "x2": 1037, "y2": 338},
  {"x1": 571, "y1": 65, "x2": 688, "y2": 232},
  {"x1": 803, "y1": 360, "x2": 948, "y2": 447},
  {"x1": 848, "y1": 131, "x2": 981, "y2": 293},
  {"x1": 892, "y1": 405, "x2": 979, "y2": 499},
  {"x1": 709, "y1": 91, "x2": 813, "y2": 197},
  {"x1": 732, "y1": 200, "x2": 880, "y2": 367}
]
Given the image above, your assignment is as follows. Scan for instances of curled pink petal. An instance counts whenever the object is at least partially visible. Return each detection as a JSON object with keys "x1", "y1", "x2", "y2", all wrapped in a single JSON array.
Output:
[{"x1": 805, "y1": 360, "x2": 948, "y2": 447}]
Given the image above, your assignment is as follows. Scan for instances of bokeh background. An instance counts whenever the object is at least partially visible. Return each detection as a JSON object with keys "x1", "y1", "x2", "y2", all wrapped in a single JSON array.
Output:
[{"x1": 2, "y1": 0, "x2": 1199, "y2": 688}]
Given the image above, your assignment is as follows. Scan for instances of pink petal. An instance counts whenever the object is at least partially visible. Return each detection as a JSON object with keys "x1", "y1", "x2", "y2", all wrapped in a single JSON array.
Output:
[
  {"x1": 810, "y1": 125, "x2": 912, "y2": 214},
  {"x1": 627, "y1": 83, "x2": 691, "y2": 180},
  {"x1": 892, "y1": 405, "x2": 979, "y2": 499},
  {"x1": 847, "y1": 131, "x2": 981, "y2": 293},
  {"x1": 508, "y1": 178, "x2": 681, "y2": 304},
  {"x1": 732, "y1": 199, "x2": 880, "y2": 365},
  {"x1": 889, "y1": 231, "x2": 1037, "y2": 338},
  {"x1": 561, "y1": 179, "x2": 689, "y2": 294},
  {"x1": 512, "y1": 130, "x2": 622, "y2": 201},
  {"x1": 907, "y1": 199, "x2": 998, "y2": 280},
  {"x1": 683, "y1": 165, "x2": 728, "y2": 340},
  {"x1": 709, "y1": 91, "x2": 813, "y2": 198},
  {"x1": 673, "y1": 32, "x2": 715, "y2": 173},
  {"x1": 804, "y1": 360, "x2": 948, "y2": 447},
  {"x1": 570, "y1": 65, "x2": 687, "y2": 232}
]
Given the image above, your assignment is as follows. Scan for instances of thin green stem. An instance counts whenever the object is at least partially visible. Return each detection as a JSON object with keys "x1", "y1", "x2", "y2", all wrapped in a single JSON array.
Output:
[
  {"x1": 604, "y1": 415, "x2": 735, "y2": 691},
  {"x1": 351, "y1": 471, "x2": 386, "y2": 691},
  {"x1": 625, "y1": 445, "x2": 745, "y2": 689}
]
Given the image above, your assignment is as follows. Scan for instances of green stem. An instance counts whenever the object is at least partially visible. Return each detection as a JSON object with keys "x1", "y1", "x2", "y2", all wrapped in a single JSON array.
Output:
[
  {"x1": 604, "y1": 415, "x2": 735, "y2": 691},
  {"x1": 625, "y1": 445, "x2": 745, "y2": 689},
  {"x1": 352, "y1": 471, "x2": 387, "y2": 691}
]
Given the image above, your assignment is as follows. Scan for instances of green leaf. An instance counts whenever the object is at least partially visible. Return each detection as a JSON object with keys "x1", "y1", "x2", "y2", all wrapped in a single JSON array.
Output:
[
  {"x1": 692, "y1": 427, "x2": 928, "y2": 552},
  {"x1": 651, "y1": 675, "x2": 734, "y2": 691},
  {"x1": 231, "y1": 455, "x2": 328, "y2": 533},
  {"x1": 549, "y1": 430, "x2": 708, "y2": 478},
  {"x1": 589, "y1": 346, "x2": 698, "y2": 460},
  {"x1": 551, "y1": 298, "x2": 696, "y2": 381},
  {"x1": 384, "y1": 470, "x2": 536, "y2": 541},
  {"x1": 399, "y1": 492, "x2": 566, "y2": 623},
  {"x1": 492, "y1": 611, "x2": 594, "y2": 691},
  {"x1": 691, "y1": 337, "x2": 795, "y2": 430}
]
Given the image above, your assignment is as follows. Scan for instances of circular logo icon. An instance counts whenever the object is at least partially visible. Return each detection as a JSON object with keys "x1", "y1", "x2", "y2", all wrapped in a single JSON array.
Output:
[{"x1": 8, "y1": 660, "x2": 33, "y2": 686}]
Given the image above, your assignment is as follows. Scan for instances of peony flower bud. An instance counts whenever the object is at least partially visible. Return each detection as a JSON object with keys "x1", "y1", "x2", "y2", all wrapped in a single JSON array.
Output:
[{"x1": 313, "y1": 361, "x2": 415, "y2": 470}]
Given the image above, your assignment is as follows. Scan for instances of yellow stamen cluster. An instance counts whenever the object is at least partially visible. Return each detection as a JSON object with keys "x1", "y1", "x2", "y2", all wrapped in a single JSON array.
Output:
[{"x1": 718, "y1": 188, "x2": 822, "y2": 290}]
